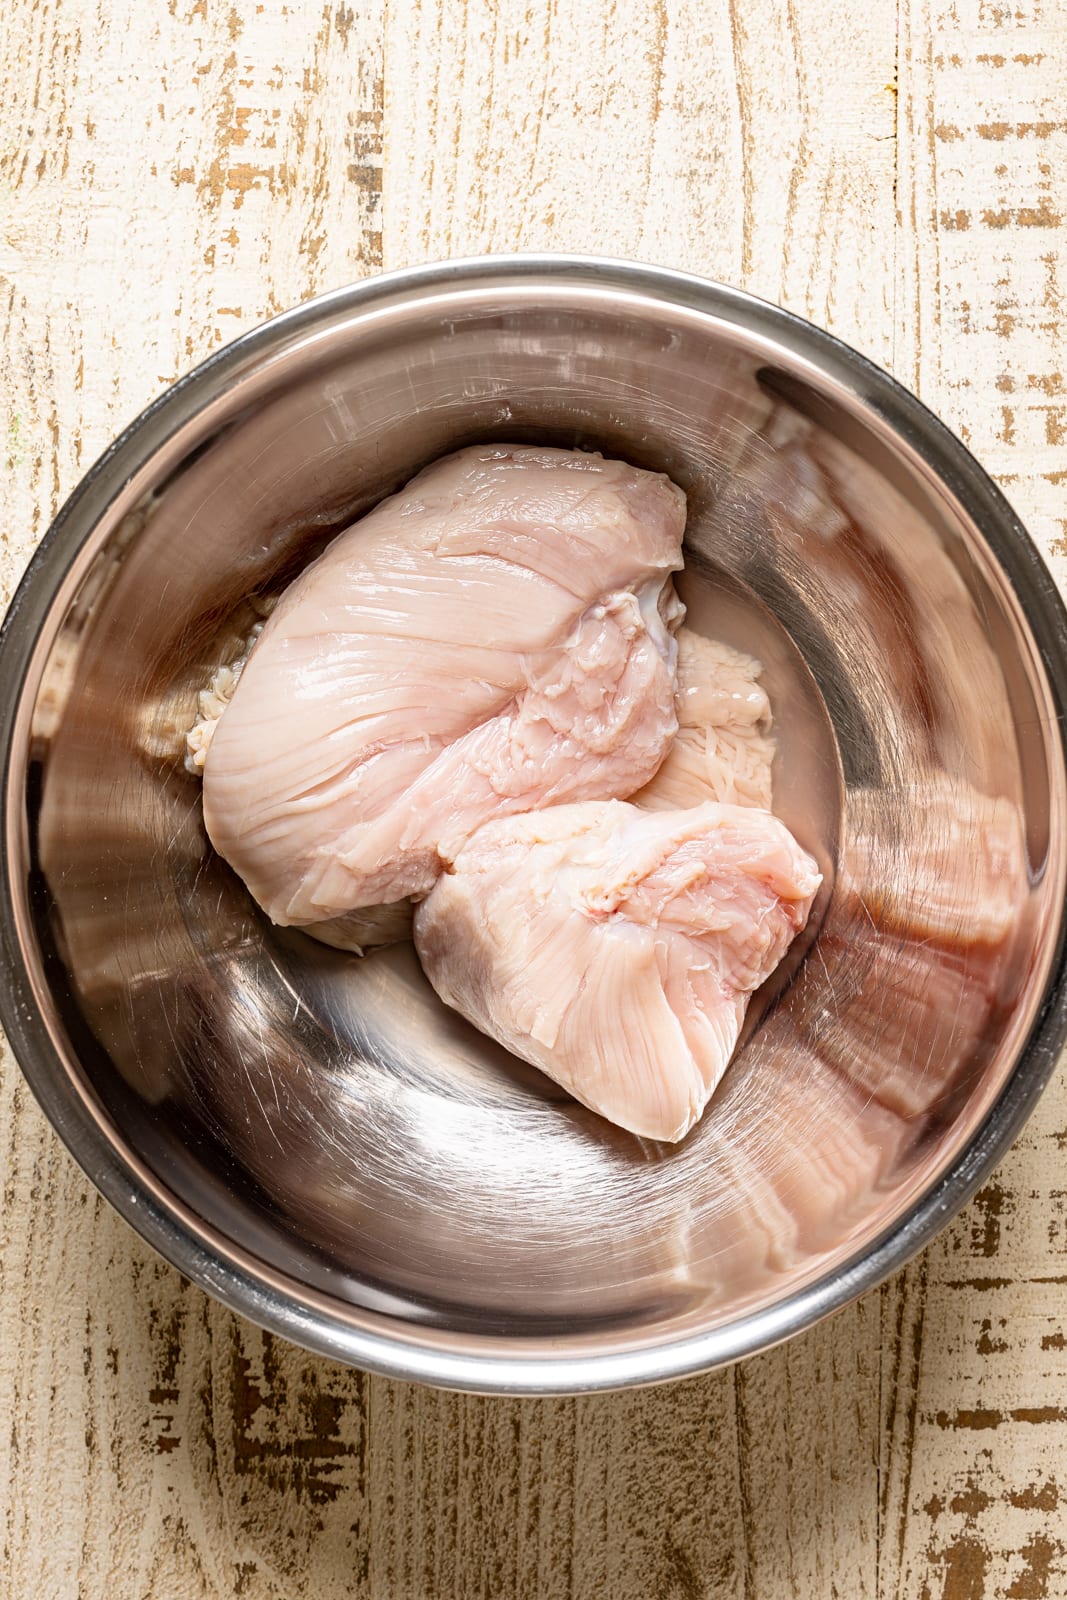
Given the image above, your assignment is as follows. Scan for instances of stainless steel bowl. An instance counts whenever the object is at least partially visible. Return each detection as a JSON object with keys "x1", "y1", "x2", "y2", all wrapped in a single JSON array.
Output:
[{"x1": 3, "y1": 256, "x2": 1066, "y2": 1395}]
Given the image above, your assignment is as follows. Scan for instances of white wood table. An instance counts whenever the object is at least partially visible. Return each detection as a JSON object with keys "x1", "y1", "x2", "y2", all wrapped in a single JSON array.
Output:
[{"x1": 2, "y1": 2, "x2": 1065, "y2": 1594}]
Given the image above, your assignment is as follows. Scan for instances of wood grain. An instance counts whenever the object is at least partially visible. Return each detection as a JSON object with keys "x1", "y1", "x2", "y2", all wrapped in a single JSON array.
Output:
[
  {"x1": 1, "y1": 0, "x2": 1065, "y2": 1596},
  {"x1": 883, "y1": 7, "x2": 1067, "y2": 1595}
]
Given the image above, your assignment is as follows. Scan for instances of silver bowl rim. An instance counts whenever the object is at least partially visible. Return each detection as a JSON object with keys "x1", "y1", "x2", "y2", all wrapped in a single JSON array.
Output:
[{"x1": 2, "y1": 252, "x2": 1067, "y2": 1396}]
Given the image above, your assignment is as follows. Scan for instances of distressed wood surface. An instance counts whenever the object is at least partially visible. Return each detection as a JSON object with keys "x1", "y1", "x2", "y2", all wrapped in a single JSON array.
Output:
[{"x1": 1, "y1": 0, "x2": 1065, "y2": 1595}]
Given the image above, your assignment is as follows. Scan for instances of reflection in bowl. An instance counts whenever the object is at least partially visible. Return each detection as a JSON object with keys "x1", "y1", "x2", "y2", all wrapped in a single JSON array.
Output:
[{"x1": 1, "y1": 257, "x2": 1065, "y2": 1393}]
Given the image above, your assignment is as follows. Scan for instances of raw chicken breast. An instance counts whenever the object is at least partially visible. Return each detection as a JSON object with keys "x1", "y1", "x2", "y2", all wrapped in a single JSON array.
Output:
[
  {"x1": 414, "y1": 800, "x2": 821, "y2": 1142},
  {"x1": 185, "y1": 617, "x2": 270, "y2": 775},
  {"x1": 632, "y1": 628, "x2": 775, "y2": 811},
  {"x1": 202, "y1": 446, "x2": 686, "y2": 927}
]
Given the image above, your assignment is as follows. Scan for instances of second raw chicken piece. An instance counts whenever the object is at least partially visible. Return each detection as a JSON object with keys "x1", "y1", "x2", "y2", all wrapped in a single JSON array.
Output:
[
  {"x1": 632, "y1": 629, "x2": 775, "y2": 811},
  {"x1": 415, "y1": 800, "x2": 821, "y2": 1142},
  {"x1": 202, "y1": 446, "x2": 686, "y2": 928}
]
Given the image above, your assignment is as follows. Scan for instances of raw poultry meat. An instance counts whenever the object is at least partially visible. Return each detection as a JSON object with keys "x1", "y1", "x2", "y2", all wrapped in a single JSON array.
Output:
[
  {"x1": 202, "y1": 445, "x2": 686, "y2": 929},
  {"x1": 632, "y1": 628, "x2": 775, "y2": 811},
  {"x1": 414, "y1": 800, "x2": 821, "y2": 1142}
]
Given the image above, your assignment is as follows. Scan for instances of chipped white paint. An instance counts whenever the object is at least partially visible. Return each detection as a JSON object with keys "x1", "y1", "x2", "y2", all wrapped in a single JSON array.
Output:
[{"x1": 1, "y1": 0, "x2": 1065, "y2": 1595}]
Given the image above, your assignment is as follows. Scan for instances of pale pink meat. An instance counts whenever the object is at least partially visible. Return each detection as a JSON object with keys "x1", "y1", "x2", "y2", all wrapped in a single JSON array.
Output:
[
  {"x1": 414, "y1": 800, "x2": 821, "y2": 1142},
  {"x1": 632, "y1": 628, "x2": 775, "y2": 811},
  {"x1": 202, "y1": 446, "x2": 685, "y2": 927}
]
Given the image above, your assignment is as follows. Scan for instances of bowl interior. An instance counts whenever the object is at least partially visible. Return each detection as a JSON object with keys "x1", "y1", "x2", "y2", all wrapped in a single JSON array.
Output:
[{"x1": 5, "y1": 266, "x2": 1066, "y2": 1381}]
